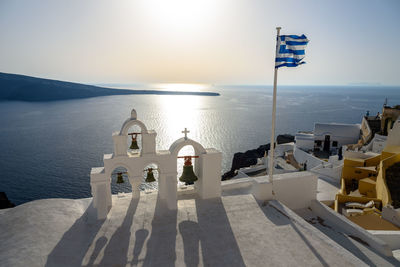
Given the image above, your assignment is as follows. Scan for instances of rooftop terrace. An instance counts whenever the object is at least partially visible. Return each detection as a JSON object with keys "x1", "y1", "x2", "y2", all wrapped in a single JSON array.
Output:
[{"x1": 2, "y1": 187, "x2": 399, "y2": 266}]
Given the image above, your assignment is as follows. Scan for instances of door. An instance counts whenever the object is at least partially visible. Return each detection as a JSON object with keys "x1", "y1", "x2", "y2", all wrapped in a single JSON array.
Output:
[{"x1": 323, "y1": 135, "x2": 330, "y2": 152}]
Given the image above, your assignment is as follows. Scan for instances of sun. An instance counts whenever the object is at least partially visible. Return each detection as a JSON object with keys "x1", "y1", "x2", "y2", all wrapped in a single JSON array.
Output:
[{"x1": 136, "y1": 0, "x2": 220, "y2": 34}]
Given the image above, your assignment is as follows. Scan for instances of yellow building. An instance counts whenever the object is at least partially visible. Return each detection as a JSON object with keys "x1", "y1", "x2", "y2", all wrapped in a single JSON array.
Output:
[{"x1": 335, "y1": 119, "x2": 400, "y2": 230}]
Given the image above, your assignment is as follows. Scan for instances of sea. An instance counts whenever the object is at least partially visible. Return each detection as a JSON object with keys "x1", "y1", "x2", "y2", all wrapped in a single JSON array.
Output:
[{"x1": 1, "y1": 85, "x2": 399, "y2": 205}]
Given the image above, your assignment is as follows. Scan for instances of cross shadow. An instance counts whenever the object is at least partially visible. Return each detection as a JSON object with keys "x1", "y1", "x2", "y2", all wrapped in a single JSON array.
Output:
[
  {"x1": 142, "y1": 196, "x2": 177, "y2": 267},
  {"x1": 98, "y1": 196, "x2": 139, "y2": 267},
  {"x1": 195, "y1": 198, "x2": 246, "y2": 267},
  {"x1": 45, "y1": 202, "x2": 106, "y2": 267}
]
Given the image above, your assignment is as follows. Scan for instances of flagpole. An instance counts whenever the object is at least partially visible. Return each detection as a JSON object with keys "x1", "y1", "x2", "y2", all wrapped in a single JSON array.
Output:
[{"x1": 269, "y1": 26, "x2": 281, "y2": 197}]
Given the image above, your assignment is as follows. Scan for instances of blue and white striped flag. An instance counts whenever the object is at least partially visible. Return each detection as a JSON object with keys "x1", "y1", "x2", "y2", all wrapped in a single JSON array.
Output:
[{"x1": 275, "y1": 34, "x2": 309, "y2": 68}]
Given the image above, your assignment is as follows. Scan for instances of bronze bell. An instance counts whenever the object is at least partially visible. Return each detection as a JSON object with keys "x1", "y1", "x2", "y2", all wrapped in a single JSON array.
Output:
[
  {"x1": 130, "y1": 139, "x2": 139, "y2": 150},
  {"x1": 145, "y1": 168, "x2": 156, "y2": 183},
  {"x1": 116, "y1": 172, "x2": 124, "y2": 184},
  {"x1": 179, "y1": 165, "x2": 198, "y2": 185}
]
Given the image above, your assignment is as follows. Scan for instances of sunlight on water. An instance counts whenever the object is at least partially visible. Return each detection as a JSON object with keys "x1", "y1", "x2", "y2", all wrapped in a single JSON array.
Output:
[
  {"x1": 152, "y1": 83, "x2": 210, "y2": 92},
  {"x1": 158, "y1": 94, "x2": 203, "y2": 187},
  {"x1": 2, "y1": 86, "x2": 400, "y2": 204}
]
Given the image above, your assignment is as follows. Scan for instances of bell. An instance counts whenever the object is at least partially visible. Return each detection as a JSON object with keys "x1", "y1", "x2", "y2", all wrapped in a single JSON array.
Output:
[
  {"x1": 179, "y1": 165, "x2": 198, "y2": 185},
  {"x1": 116, "y1": 172, "x2": 124, "y2": 184},
  {"x1": 130, "y1": 139, "x2": 139, "y2": 150},
  {"x1": 145, "y1": 169, "x2": 156, "y2": 183}
]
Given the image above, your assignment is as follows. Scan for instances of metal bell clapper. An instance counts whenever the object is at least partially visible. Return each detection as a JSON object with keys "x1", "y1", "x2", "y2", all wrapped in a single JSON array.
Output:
[{"x1": 177, "y1": 156, "x2": 199, "y2": 184}]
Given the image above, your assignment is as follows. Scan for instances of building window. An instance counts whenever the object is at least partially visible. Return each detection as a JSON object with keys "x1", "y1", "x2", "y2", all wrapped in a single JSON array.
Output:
[
  {"x1": 315, "y1": 140, "x2": 322, "y2": 146},
  {"x1": 332, "y1": 141, "x2": 338, "y2": 147}
]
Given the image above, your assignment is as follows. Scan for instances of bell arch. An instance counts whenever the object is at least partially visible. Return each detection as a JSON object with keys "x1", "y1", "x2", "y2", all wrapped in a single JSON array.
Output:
[
  {"x1": 109, "y1": 165, "x2": 132, "y2": 194},
  {"x1": 169, "y1": 137, "x2": 206, "y2": 157},
  {"x1": 120, "y1": 119, "x2": 148, "y2": 135},
  {"x1": 106, "y1": 162, "x2": 134, "y2": 178},
  {"x1": 168, "y1": 138, "x2": 206, "y2": 191}
]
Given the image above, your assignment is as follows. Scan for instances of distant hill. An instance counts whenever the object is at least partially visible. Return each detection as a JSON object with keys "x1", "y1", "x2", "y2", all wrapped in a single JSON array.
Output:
[{"x1": 0, "y1": 72, "x2": 219, "y2": 101}]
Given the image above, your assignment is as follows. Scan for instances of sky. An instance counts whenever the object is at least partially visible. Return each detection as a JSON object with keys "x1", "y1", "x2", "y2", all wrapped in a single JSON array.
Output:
[{"x1": 0, "y1": 0, "x2": 399, "y2": 86}]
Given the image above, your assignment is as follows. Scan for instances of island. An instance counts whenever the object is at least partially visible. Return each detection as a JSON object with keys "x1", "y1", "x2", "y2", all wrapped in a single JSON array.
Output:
[{"x1": 0, "y1": 72, "x2": 220, "y2": 102}]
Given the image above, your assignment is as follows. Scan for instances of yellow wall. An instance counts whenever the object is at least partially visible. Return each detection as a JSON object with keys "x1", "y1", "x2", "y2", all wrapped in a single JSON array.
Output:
[
  {"x1": 342, "y1": 165, "x2": 377, "y2": 180},
  {"x1": 377, "y1": 153, "x2": 400, "y2": 207},
  {"x1": 343, "y1": 158, "x2": 365, "y2": 167},
  {"x1": 365, "y1": 155, "x2": 381, "y2": 167}
]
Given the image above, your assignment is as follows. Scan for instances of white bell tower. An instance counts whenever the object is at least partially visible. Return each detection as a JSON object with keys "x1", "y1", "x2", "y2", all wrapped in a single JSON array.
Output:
[{"x1": 90, "y1": 109, "x2": 222, "y2": 220}]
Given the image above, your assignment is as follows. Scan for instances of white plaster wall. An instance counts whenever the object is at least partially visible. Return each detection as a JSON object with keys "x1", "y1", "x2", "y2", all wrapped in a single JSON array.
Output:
[
  {"x1": 295, "y1": 136, "x2": 314, "y2": 151},
  {"x1": 361, "y1": 133, "x2": 387, "y2": 153},
  {"x1": 274, "y1": 143, "x2": 294, "y2": 157},
  {"x1": 112, "y1": 133, "x2": 127, "y2": 157},
  {"x1": 273, "y1": 172, "x2": 318, "y2": 210},
  {"x1": 310, "y1": 200, "x2": 392, "y2": 257},
  {"x1": 372, "y1": 140, "x2": 386, "y2": 153},
  {"x1": 196, "y1": 149, "x2": 222, "y2": 199},
  {"x1": 141, "y1": 131, "x2": 157, "y2": 155},
  {"x1": 293, "y1": 146, "x2": 325, "y2": 169},
  {"x1": 343, "y1": 150, "x2": 371, "y2": 159},
  {"x1": 310, "y1": 164, "x2": 343, "y2": 181},
  {"x1": 90, "y1": 167, "x2": 112, "y2": 220},
  {"x1": 314, "y1": 123, "x2": 361, "y2": 145},
  {"x1": 368, "y1": 230, "x2": 400, "y2": 250},
  {"x1": 252, "y1": 172, "x2": 318, "y2": 210}
]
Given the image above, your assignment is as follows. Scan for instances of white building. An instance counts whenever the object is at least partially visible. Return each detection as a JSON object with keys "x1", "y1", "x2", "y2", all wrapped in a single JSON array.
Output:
[{"x1": 295, "y1": 123, "x2": 361, "y2": 154}]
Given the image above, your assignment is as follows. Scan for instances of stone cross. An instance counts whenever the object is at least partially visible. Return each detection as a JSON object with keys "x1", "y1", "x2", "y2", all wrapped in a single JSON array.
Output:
[{"x1": 182, "y1": 128, "x2": 190, "y2": 139}]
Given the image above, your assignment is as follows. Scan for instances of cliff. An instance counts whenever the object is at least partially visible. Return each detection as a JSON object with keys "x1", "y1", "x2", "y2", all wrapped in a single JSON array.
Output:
[{"x1": 221, "y1": 134, "x2": 295, "y2": 180}]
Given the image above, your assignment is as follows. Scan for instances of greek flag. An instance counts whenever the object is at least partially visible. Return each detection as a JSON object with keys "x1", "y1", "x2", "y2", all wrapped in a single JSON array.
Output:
[{"x1": 275, "y1": 35, "x2": 309, "y2": 68}]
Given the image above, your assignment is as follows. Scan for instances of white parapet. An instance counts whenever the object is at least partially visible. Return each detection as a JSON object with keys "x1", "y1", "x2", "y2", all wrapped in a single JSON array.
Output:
[
  {"x1": 196, "y1": 148, "x2": 222, "y2": 199},
  {"x1": 90, "y1": 167, "x2": 111, "y2": 220},
  {"x1": 112, "y1": 132, "x2": 127, "y2": 157},
  {"x1": 141, "y1": 130, "x2": 157, "y2": 156},
  {"x1": 252, "y1": 171, "x2": 318, "y2": 210},
  {"x1": 293, "y1": 145, "x2": 325, "y2": 169}
]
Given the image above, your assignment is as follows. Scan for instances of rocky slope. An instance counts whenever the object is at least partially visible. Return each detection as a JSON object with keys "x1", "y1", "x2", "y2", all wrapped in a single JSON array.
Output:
[{"x1": 221, "y1": 134, "x2": 294, "y2": 180}]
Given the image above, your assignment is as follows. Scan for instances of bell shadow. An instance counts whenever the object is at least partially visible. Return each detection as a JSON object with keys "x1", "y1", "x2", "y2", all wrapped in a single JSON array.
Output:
[
  {"x1": 143, "y1": 196, "x2": 177, "y2": 267},
  {"x1": 131, "y1": 228, "x2": 149, "y2": 266},
  {"x1": 195, "y1": 198, "x2": 246, "y2": 267},
  {"x1": 45, "y1": 202, "x2": 106, "y2": 267},
  {"x1": 179, "y1": 221, "x2": 201, "y2": 267},
  {"x1": 98, "y1": 196, "x2": 139, "y2": 267}
]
